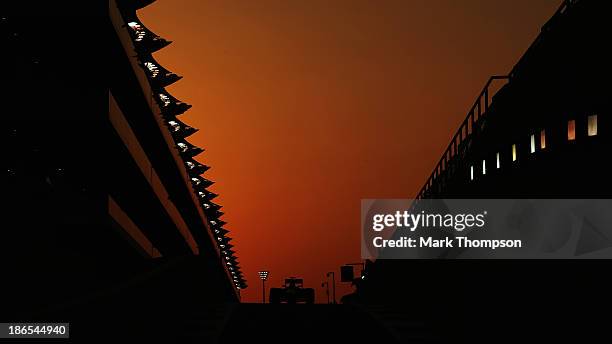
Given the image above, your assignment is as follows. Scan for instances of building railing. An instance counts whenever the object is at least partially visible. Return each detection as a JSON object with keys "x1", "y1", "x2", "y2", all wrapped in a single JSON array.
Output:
[
  {"x1": 415, "y1": 0, "x2": 579, "y2": 200},
  {"x1": 416, "y1": 75, "x2": 509, "y2": 199}
]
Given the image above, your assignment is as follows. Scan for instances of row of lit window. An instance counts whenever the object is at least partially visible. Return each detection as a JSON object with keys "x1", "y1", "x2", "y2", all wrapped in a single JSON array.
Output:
[
  {"x1": 470, "y1": 115, "x2": 598, "y2": 180},
  {"x1": 127, "y1": 22, "x2": 146, "y2": 42},
  {"x1": 128, "y1": 16, "x2": 246, "y2": 290}
]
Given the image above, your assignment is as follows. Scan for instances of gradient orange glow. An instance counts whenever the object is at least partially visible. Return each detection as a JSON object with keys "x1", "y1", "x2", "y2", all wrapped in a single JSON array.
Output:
[{"x1": 140, "y1": 0, "x2": 559, "y2": 302}]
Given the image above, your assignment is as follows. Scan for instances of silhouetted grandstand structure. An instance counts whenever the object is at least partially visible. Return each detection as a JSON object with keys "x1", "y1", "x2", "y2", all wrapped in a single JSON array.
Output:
[
  {"x1": 3, "y1": 0, "x2": 609, "y2": 342},
  {"x1": 4, "y1": 0, "x2": 245, "y2": 339},
  {"x1": 358, "y1": 0, "x2": 610, "y2": 341},
  {"x1": 413, "y1": 0, "x2": 609, "y2": 199}
]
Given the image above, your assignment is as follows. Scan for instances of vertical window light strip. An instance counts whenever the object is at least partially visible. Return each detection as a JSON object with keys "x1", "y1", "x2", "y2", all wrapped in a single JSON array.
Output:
[
  {"x1": 482, "y1": 160, "x2": 486, "y2": 175},
  {"x1": 512, "y1": 144, "x2": 517, "y2": 162},
  {"x1": 530, "y1": 134, "x2": 535, "y2": 153},
  {"x1": 568, "y1": 119, "x2": 576, "y2": 140},
  {"x1": 540, "y1": 129, "x2": 546, "y2": 149},
  {"x1": 496, "y1": 152, "x2": 500, "y2": 169},
  {"x1": 470, "y1": 165, "x2": 474, "y2": 181},
  {"x1": 588, "y1": 115, "x2": 598, "y2": 136}
]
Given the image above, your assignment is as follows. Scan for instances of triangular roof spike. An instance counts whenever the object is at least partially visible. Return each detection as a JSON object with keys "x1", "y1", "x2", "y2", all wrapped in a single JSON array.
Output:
[
  {"x1": 226, "y1": 255, "x2": 238, "y2": 262},
  {"x1": 176, "y1": 140, "x2": 204, "y2": 157},
  {"x1": 214, "y1": 227, "x2": 230, "y2": 235},
  {"x1": 126, "y1": 17, "x2": 172, "y2": 53},
  {"x1": 141, "y1": 54, "x2": 183, "y2": 88},
  {"x1": 167, "y1": 118, "x2": 198, "y2": 138},
  {"x1": 210, "y1": 219, "x2": 227, "y2": 228},
  {"x1": 167, "y1": 117, "x2": 192, "y2": 128},
  {"x1": 209, "y1": 218, "x2": 226, "y2": 227},
  {"x1": 207, "y1": 209, "x2": 224, "y2": 219},
  {"x1": 192, "y1": 176, "x2": 214, "y2": 188},
  {"x1": 185, "y1": 159, "x2": 210, "y2": 175},
  {"x1": 208, "y1": 201, "x2": 221, "y2": 210},
  {"x1": 201, "y1": 178, "x2": 214, "y2": 188},
  {"x1": 190, "y1": 176, "x2": 206, "y2": 187},
  {"x1": 156, "y1": 91, "x2": 192, "y2": 116},
  {"x1": 157, "y1": 90, "x2": 180, "y2": 105},
  {"x1": 194, "y1": 183, "x2": 216, "y2": 198},
  {"x1": 192, "y1": 159, "x2": 211, "y2": 171},
  {"x1": 198, "y1": 189, "x2": 218, "y2": 201}
]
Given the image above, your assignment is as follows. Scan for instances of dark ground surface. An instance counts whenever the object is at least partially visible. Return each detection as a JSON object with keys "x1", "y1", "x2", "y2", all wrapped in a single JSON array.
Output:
[{"x1": 218, "y1": 303, "x2": 401, "y2": 344}]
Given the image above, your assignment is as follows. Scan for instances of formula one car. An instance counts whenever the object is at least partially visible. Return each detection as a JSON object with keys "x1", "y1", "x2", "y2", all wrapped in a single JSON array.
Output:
[{"x1": 269, "y1": 277, "x2": 315, "y2": 304}]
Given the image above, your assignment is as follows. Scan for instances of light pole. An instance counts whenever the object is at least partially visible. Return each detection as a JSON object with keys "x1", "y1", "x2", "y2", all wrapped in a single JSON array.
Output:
[
  {"x1": 321, "y1": 281, "x2": 330, "y2": 304},
  {"x1": 258, "y1": 271, "x2": 269, "y2": 303},
  {"x1": 326, "y1": 271, "x2": 336, "y2": 304}
]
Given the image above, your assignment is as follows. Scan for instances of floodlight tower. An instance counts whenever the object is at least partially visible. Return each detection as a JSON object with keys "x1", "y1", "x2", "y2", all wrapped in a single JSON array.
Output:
[{"x1": 258, "y1": 271, "x2": 269, "y2": 303}]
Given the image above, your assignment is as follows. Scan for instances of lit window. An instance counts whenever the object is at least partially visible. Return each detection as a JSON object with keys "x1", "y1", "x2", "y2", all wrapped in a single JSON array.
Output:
[
  {"x1": 530, "y1": 134, "x2": 535, "y2": 153},
  {"x1": 144, "y1": 62, "x2": 159, "y2": 77},
  {"x1": 159, "y1": 93, "x2": 171, "y2": 107},
  {"x1": 127, "y1": 22, "x2": 145, "y2": 41},
  {"x1": 168, "y1": 120, "x2": 180, "y2": 132},
  {"x1": 470, "y1": 166, "x2": 474, "y2": 181},
  {"x1": 540, "y1": 130, "x2": 546, "y2": 149},
  {"x1": 482, "y1": 160, "x2": 486, "y2": 175},
  {"x1": 588, "y1": 115, "x2": 598, "y2": 136},
  {"x1": 567, "y1": 120, "x2": 576, "y2": 140},
  {"x1": 496, "y1": 152, "x2": 500, "y2": 169},
  {"x1": 512, "y1": 144, "x2": 517, "y2": 162}
]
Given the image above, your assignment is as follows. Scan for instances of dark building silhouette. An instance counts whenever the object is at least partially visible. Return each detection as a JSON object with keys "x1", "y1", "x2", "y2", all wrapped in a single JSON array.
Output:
[
  {"x1": 357, "y1": 0, "x2": 610, "y2": 342},
  {"x1": 412, "y1": 1, "x2": 609, "y2": 199},
  {"x1": 3, "y1": 0, "x2": 245, "y2": 339},
  {"x1": 3, "y1": 0, "x2": 610, "y2": 342}
]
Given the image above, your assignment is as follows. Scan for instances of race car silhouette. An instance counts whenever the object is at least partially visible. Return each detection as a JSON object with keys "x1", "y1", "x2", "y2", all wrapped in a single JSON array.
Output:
[{"x1": 269, "y1": 277, "x2": 315, "y2": 304}]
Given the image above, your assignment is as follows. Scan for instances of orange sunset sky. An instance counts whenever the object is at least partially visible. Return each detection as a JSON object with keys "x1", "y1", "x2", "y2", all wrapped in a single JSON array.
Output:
[{"x1": 140, "y1": 0, "x2": 560, "y2": 302}]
